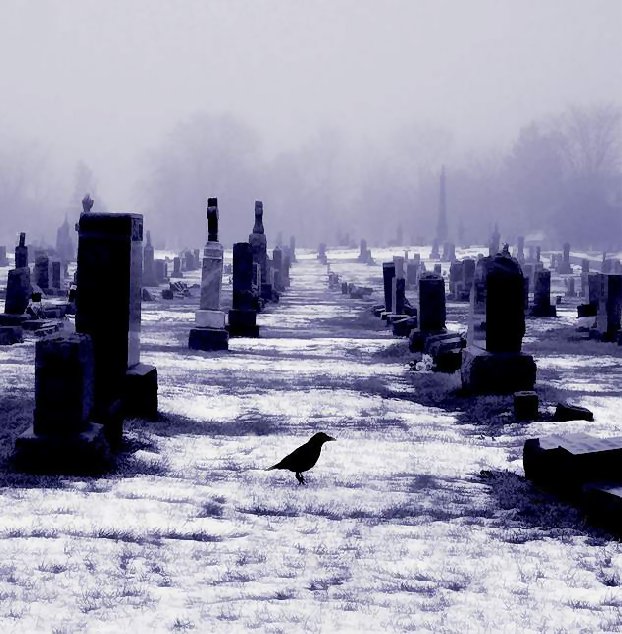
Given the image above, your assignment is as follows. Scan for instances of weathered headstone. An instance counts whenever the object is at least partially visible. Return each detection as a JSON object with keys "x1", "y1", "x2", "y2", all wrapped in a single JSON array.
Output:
[
  {"x1": 272, "y1": 246, "x2": 284, "y2": 292},
  {"x1": 4, "y1": 268, "x2": 31, "y2": 317},
  {"x1": 0, "y1": 246, "x2": 8, "y2": 266},
  {"x1": 56, "y1": 216, "x2": 75, "y2": 263},
  {"x1": 557, "y1": 242, "x2": 572, "y2": 274},
  {"x1": 489, "y1": 224, "x2": 500, "y2": 257},
  {"x1": 516, "y1": 236, "x2": 525, "y2": 263},
  {"x1": 142, "y1": 230, "x2": 157, "y2": 286},
  {"x1": 34, "y1": 253, "x2": 50, "y2": 291},
  {"x1": 530, "y1": 269, "x2": 557, "y2": 317},
  {"x1": 155, "y1": 259, "x2": 168, "y2": 283},
  {"x1": 229, "y1": 242, "x2": 260, "y2": 337},
  {"x1": 76, "y1": 212, "x2": 158, "y2": 440},
  {"x1": 14, "y1": 332, "x2": 111, "y2": 473},
  {"x1": 382, "y1": 262, "x2": 396, "y2": 314},
  {"x1": 462, "y1": 252, "x2": 536, "y2": 393},
  {"x1": 408, "y1": 273, "x2": 447, "y2": 351},
  {"x1": 189, "y1": 198, "x2": 229, "y2": 351},
  {"x1": 51, "y1": 261, "x2": 61, "y2": 290},
  {"x1": 592, "y1": 274, "x2": 622, "y2": 341},
  {"x1": 171, "y1": 257, "x2": 183, "y2": 278}
]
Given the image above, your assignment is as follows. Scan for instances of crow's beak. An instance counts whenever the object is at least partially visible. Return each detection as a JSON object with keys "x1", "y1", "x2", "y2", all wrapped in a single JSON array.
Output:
[{"x1": 327, "y1": 436, "x2": 336, "y2": 442}]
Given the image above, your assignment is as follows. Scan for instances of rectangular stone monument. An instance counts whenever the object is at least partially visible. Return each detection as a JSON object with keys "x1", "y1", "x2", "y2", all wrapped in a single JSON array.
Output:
[
  {"x1": 557, "y1": 242, "x2": 572, "y2": 274},
  {"x1": 591, "y1": 274, "x2": 622, "y2": 341},
  {"x1": 76, "y1": 213, "x2": 158, "y2": 440},
  {"x1": 0, "y1": 246, "x2": 8, "y2": 266},
  {"x1": 189, "y1": 198, "x2": 229, "y2": 350},
  {"x1": 34, "y1": 254, "x2": 50, "y2": 291},
  {"x1": 14, "y1": 332, "x2": 111, "y2": 473},
  {"x1": 170, "y1": 256, "x2": 183, "y2": 278},
  {"x1": 3, "y1": 268, "x2": 31, "y2": 318},
  {"x1": 409, "y1": 273, "x2": 447, "y2": 351},
  {"x1": 51, "y1": 260, "x2": 61, "y2": 290},
  {"x1": 229, "y1": 242, "x2": 260, "y2": 337},
  {"x1": 530, "y1": 269, "x2": 557, "y2": 317},
  {"x1": 154, "y1": 259, "x2": 168, "y2": 283},
  {"x1": 382, "y1": 262, "x2": 396, "y2": 315}
]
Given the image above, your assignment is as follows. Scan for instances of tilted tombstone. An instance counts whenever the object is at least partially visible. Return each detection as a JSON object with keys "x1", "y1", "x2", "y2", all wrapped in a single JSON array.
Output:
[
  {"x1": 76, "y1": 212, "x2": 158, "y2": 440},
  {"x1": 15, "y1": 232, "x2": 28, "y2": 268},
  {"x1": 189, "y1": 198, "x2": 229, "y2": 351},
  {"x1": 142, "y1": 231, "x2": 157, "y2": 286}
]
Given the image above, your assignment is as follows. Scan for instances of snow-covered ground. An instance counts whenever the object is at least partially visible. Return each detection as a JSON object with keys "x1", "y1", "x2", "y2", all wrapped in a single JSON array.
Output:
[{"x1": 0, "y1": 248, "x2": 620, "y2": 632}]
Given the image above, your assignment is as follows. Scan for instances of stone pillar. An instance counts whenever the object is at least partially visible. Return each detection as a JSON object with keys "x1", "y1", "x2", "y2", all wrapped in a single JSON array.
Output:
[
  {"x1": 558, "y1": 243, "x2": 572, "y2": 274},
  {"x1": 382, "y1": 262, "x2": 396, "y2": 313},
  {"x1": 14, "y1": 332, "x2": 111, "y2": 473},
  {"x1": 358, "y1": 239, "x2": 368, "y2": 262},
  {"x1": 406, "y1": 262, "x2": 419, "y2": 289},
  {"x1": 489, "y1": 225, "x2": 500, "y2": 257},
  {"x1": 419, "y1": 274, "x2": 446, "y2": 332},
  {"x1": 0, "y1": 246, "x2": 8, "y2": 266},
  {"x1": 76, "y1": 212, "x2": 158, "y2": 439},
  {"x1": 143, "y1": 230, "x2": 157, "y2": 286},
  {"x1": 189, "y1": 198, "x2": 229, "y2": 351},
  {"x1": 250, "y1": 201, "x2": 270, "y2": 298},
  {"x1": 15, "y1": 232, "x2": 28, "y2": 268},
  {"x1": 272, "y1": 247, "x2": 284, "y2": 292},
  {"x1": 229, "y1": 242, "x2": 259, "y2": 337}
]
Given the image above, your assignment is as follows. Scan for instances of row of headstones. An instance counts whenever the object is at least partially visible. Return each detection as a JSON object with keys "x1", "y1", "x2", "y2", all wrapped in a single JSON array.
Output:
[
  {"x1": 188, "y1": 199, "x2": 295, "y2": 352},
  {"x1": 14, "y1": 211, "x2": 158, "y2": 473}
]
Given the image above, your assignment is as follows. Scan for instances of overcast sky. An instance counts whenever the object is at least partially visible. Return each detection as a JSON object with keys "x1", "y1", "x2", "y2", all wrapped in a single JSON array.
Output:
[{"x1": 0, "y1": 0, "x2": 620, "y2": 210}]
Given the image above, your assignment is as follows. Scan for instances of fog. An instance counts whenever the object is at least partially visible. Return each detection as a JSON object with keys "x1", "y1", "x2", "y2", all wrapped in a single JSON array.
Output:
[{"x1": 0, "y1": 0, "x2": 620, "y2": 249}]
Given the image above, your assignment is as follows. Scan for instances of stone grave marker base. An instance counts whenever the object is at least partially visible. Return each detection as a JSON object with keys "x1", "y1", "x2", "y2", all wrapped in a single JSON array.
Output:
[
  {"x1": 228, "y1": 309, "x2": 259, "y2": 338},
  {"x1": 0, "y1": 314, "x2": 29, "y2": 326},
  {"x1": 409, "y1": 328, "x2": 448, "y2": 353},
  {"x1": 461, "y1": 345, "x2": 536, "y2": 394},
  {"x1": 15, "y1": 422, "x2": 112, "y2": 474},
  {"x1": 392, "y1": 316, "x2": 417, "y2": 337},
  {"x1": 124, "y1": 363, "x2": 158, "y2": 420},
  {"x1": 582, "y1": 483, "x2": 622, "y2": 535},
  {"x1": 529, "y1": 305, "x2": 557, "y2": 318},
  {"x1": 189, "y1": 327, "x2": 229, "y2": 351}
]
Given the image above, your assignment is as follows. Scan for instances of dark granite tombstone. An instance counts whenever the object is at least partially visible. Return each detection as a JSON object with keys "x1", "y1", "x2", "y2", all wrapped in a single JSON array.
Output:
[
  {"x1": 394, "y1": 278, "x2": 406, "y2": 315},
  {"x1": 15, "y1": 232, "x2": 28, "y2": 268},
  {"x1": 14, "y1": 332, "x2": 111, "y2": 473},
  {"x1": 592, "y1": 274, "x2": 622, "y2": 341},
  {"x1": 462, "y1": 258, "x2": 475, "y2": 299},
  {"x1": 142, "y1": 231, "x2": 157, "y2": 286},
  {"x1": 228, "y1": 242, "x2": 259, "y2": 337},
  {"x1": 462, "y1": 252, "x2": 535, "y2": 393},
  {"x1": 419, "y1": 274, "x2": 446, "y2": 332},
  {"x1": 449, "y1": 260, "x2": 464, "y2": 298},
  {"x1": 250, "y1": 201, "x2": 269, "y2": 290},
  {"x1": 34, "y1": 254, "x2": 50, "y2": 291},
  {"x1": 530, "y1": 270, "x2": 557, "y2": 317},
  {"x1": 4, "y1": 268, "x2": 31, "y2": 316},
  {"x1": 154, "y1": 259, "x2": 168, "y2": 283},
  {"x1": 382, "y1": 262, "x2": 396, "y2": 313},
  {"x1": 76, "y1": 213, "x2": 157, "y2": 439},
  {"x1": 51, "y1": 261, "x2": 61, "y2": 290}
]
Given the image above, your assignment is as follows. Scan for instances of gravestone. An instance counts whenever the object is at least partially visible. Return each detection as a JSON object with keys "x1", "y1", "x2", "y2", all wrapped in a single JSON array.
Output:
[
  {"x1": 317, "y1": 242, "x2": 327, "y2": 264},
  {"x1": 229, "y1": 242, "x2": 260, "y2": 337},
  {"x1": 189, "y1": 198, "x2": 229, "y2": 351},
  {"x1": 409, "y1": 273, "x2": 446, "y2": 351},
  {"x1": 430, "y1": 239, "x2": 440, "y2": 260},
  {"x1": 489, "y1": 225, "x2": 500, "y2": 257},
  {"x1": 382, "y1": 262, "x2": 396, "y2": 314},
  {"x1": 462, "y1": 252, "x2": 536, "y2": 393},
  {"x1": 76, "y1": 212, "x2": 158, "y2": 441},
  {"x1": 591, "y1": 274, "x2": 622, "y2": 341},
  {"x1": 51, "y1": 261, "x2": 61, "y2": 290},
  {"x1": 530, "y1": 270, "x2": 557, "y2": 317},
  {"x1": 155, "y1": 259, "x2": 168, "y2": 283},
  {"x1": 272, "y1": 246, "x2": 284, "y2": 292},
  {"x1": 582, "y1": 259, "x2": 590, "y2": 274},
  {"x1": 462, "y1": 258, "x2": 475, "y2": 300},
  {"x1": 448, "y1": 260, "x2": 464, "y2": 299},
  {"x1": 55, "y1": 216, "x2": 75, "y2": 263},
  {"x1": 406, "y1": 261, "x2": 419, "y2": 289},
  {"x1": 358, "y1": 239, "x2": 368, "y2": 263},
  {"x1": 433, "y1": 263, "x2": 442, "y2": 275},
  {"x1": 289, "y1": 236, "x2": 297, "y2": 263},
  {"x1": 516, "y1": 236, "x2": 525, "y2": 263},
  {"x1": 171, "y1": 257, "x2": 183, "y2": 278},
  {"x1": 142, "y1": 231, "x2": 157, "y2": 286},
  {"x1": 14, "y1": 332, "x2": 111, "y2": 473},
  {"x1": 4, "y1": 268, "x2": 31, "y2": 317},
  {"x1": 15, "y1": 232, "x2": 28, "y2": 268},
  {"x1": 250, "y1": 201, "x2": 270, "y2": 296},
  {"x1": 34, "y1": 253, "x2": 50, "y2": 291},
  {"x1": 535, "y1": 246, "x2": 541, "y2": 263},
  {"x1": 557, "y1": 242, "x2": 572, "y2": 274},
  {"x1": 0, "y1": 246, "x2": 8, "y2": 266},
  {"x1": 566, "y1": 276, "x2": 576, "y2": 297},
  {"x1": 441, "y1": 242, "x2": 456, "y2": 263}
]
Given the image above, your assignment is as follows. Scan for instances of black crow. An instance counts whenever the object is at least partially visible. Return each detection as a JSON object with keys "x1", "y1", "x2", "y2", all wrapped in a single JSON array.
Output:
[{"x1": 267, "y1": 432, "x2": 335, "y2": 484}]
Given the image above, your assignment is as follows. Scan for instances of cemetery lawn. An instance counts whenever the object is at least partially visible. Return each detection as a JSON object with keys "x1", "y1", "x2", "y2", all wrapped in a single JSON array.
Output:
[{"x1": 0, "y1": 249, "x2": 621, "y2": 633}]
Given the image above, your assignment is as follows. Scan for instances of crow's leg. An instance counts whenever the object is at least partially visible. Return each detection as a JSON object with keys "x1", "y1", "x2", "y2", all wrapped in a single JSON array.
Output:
[{"x1": 296, "y1": 472, "x2": 305, "y2": 485}]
